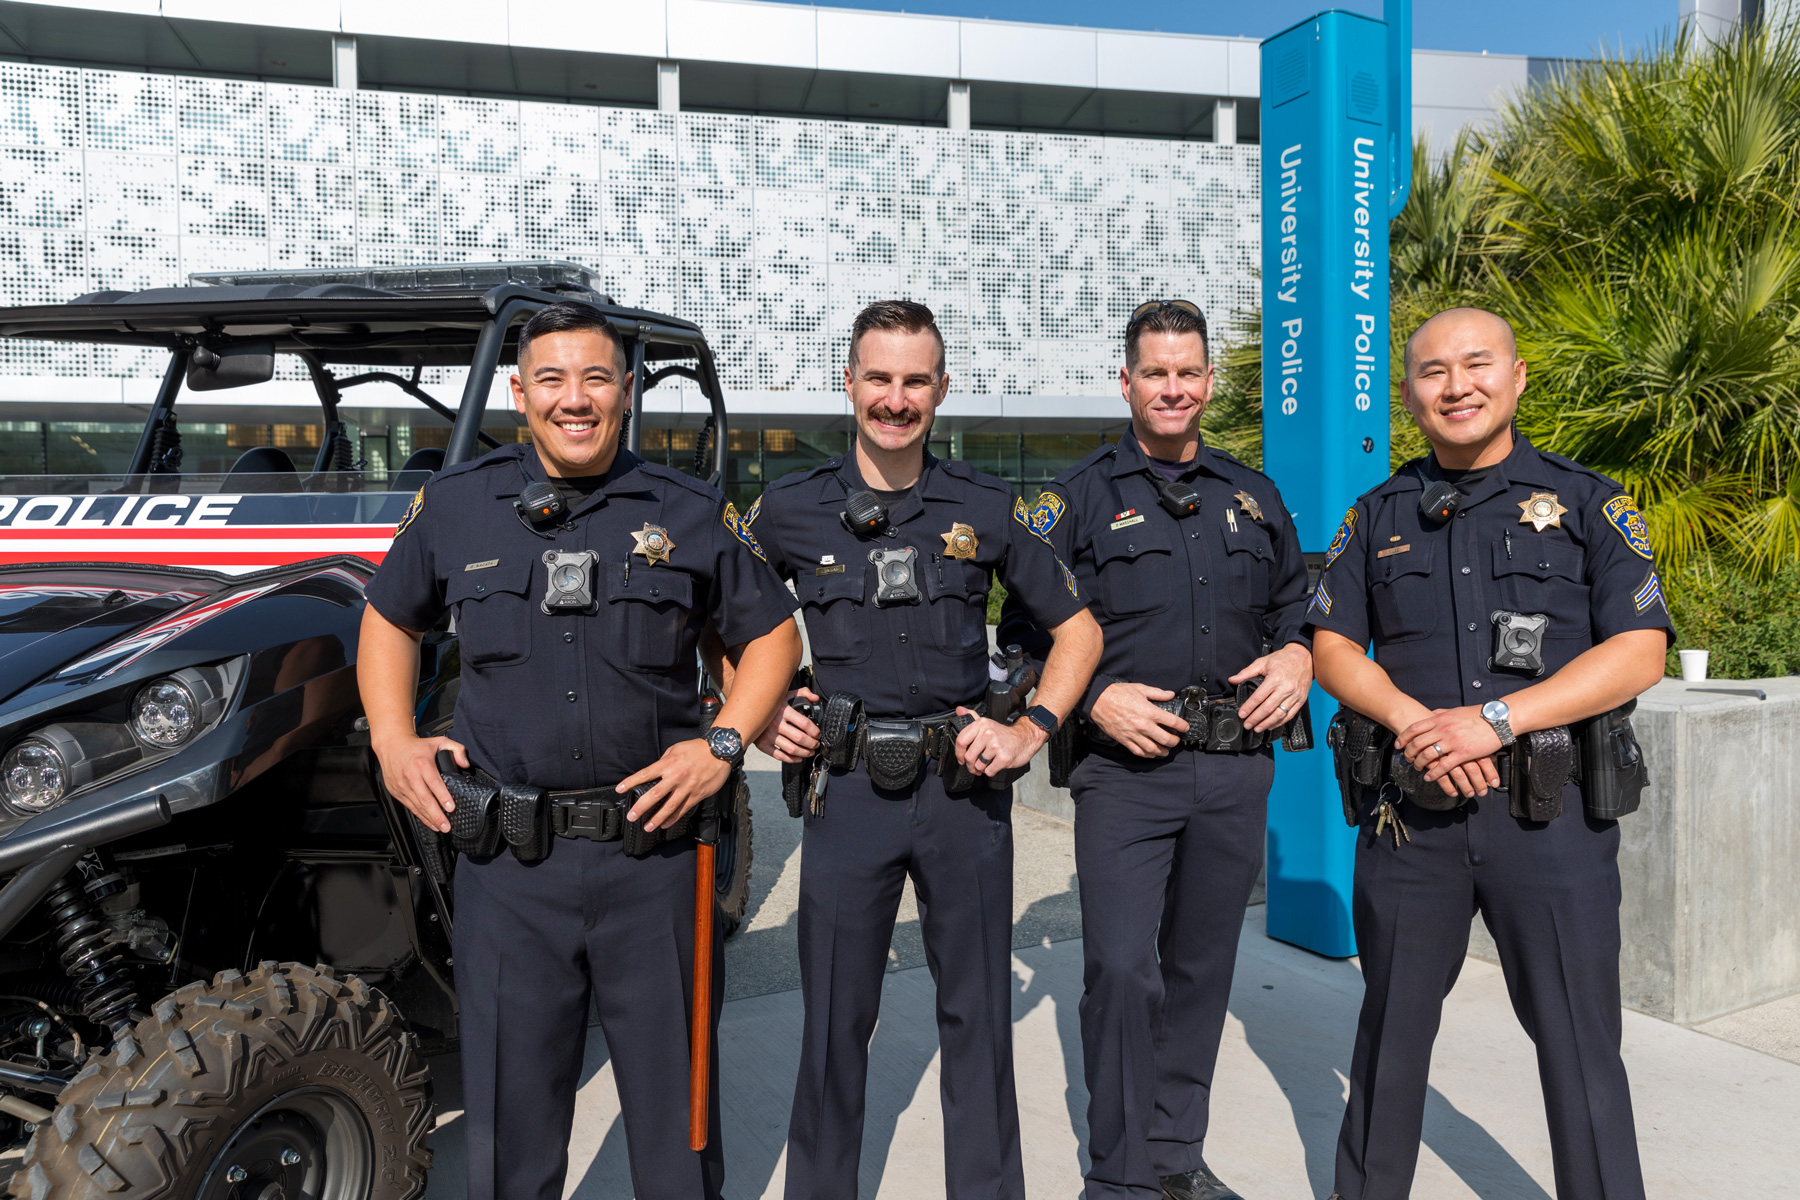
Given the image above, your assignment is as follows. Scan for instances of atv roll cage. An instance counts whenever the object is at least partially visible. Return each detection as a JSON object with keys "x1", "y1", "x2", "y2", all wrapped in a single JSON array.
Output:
[{"x1": 0, "y1": 259, "x2": 730, "y2": 487}]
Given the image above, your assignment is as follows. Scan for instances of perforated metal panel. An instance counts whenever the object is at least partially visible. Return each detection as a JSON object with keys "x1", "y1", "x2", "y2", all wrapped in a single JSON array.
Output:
[{"x1": 0, "y1": 63, "x2": 1262, "y2": 397}]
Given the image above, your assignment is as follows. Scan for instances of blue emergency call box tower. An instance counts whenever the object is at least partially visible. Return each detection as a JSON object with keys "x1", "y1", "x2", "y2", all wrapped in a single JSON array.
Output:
[{"x1": 1260, "y1": 5, "x2": 1411, "y2": 958}]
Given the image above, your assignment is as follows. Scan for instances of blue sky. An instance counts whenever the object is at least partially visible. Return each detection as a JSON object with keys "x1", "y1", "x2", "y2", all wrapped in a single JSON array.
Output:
[{"x1": 779, "y1": 1, "x2": 1679, "y2": 61}]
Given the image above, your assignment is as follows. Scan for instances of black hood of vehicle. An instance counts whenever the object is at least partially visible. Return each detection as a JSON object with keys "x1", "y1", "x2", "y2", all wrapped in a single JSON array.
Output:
[{"x1": 0, "y1": 573, "x2": 222, "y2": 705}]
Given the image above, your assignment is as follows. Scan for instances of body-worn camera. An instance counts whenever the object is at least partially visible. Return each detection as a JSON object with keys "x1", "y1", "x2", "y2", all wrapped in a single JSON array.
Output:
[
  {"x1": 1490, "y1": 609, "x2": 1549, "y2": 676},
  {"x1": 869, "y1": 546, "x2": 921, "y2": 606},
  {"x1": 541, "y1": 548, "x2": 598, "y2": 614}
]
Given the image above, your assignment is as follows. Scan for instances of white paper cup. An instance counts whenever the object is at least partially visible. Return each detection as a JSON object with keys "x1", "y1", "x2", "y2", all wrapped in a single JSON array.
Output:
[{"x1": 1679, "y1": 649, "x2": 1710, "y2": 682}]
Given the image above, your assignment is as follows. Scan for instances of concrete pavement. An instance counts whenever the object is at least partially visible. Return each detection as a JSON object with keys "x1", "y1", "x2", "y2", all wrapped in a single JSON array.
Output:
[{"x1": 421, "y1": 768, "x2": 1800, "y2": 1198}]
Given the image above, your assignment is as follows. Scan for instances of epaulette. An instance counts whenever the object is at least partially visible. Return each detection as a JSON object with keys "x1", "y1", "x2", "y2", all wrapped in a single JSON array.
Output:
[
  {"x1": 1050, "y1": 442, "x2": 1120, "y2": 488},
  {"x1": 760, "y1": 456, "x2": 842, "y2": 494},
  {"x1": 636, "y1": 459, "x2": 726, "y2": 501},
  {"x1": 1534, "y1": 447, "x2": 1625, "y2": 493},
  {"x1": 429, "y1": 442, "x2": 528, "y2": 485},
  {"x1": 938, "y1": 457, "x2": 1014, "y2": 496}
]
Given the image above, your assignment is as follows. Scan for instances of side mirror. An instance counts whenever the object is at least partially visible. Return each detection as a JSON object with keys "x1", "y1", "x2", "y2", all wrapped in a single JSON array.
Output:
[{"x1": 186, "y1": 341, "x2": 275, "y2": 391}]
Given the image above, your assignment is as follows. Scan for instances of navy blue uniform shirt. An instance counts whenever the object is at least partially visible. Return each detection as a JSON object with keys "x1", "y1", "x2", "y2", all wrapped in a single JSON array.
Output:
[
  {"x1": 747, "y1": 452, "x2": 1086, "y2": 717},
  {"x1": 998, "y1": 429, "x2": 1311, "y2": 717},
  {"x1": 1305, "y1": 433, "x2": 1675, "y2": 711},
  {"x1": 365, "y1": 444, "x2": 797, "y2": 789}
]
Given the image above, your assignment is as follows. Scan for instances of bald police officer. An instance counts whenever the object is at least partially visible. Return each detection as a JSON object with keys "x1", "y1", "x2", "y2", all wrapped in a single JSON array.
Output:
[
  {"x1": 1001, "y1": 300, "x2": 1314, "y2": 1200},
  {"x1": 1309, "y1": 307, "x2": 1670, "y2": 1200},
  {"x1": 358, "y1": 302, "x2": 802, "y2": 1200},
  {"x1": 749, "y1": 300, "x2": 1103, "y2": 1200}
]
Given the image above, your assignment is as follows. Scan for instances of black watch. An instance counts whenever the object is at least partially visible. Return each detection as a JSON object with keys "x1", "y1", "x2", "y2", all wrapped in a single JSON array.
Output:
[
  {"x1": 706, "y1": 725, "x2": 746, "y2": 768},
  {"x1": 1024, "y1": 705, "x2": 1059, "y2": 737}
]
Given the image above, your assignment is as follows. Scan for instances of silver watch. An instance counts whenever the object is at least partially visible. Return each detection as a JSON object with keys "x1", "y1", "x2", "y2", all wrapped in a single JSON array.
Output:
[{"x1": 1480, "y1": 700, "x2": 1516, "y2": 747}]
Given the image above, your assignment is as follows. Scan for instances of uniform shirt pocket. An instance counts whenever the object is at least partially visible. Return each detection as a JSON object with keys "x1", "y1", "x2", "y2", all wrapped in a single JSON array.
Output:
[
  {"x1": 1370, "y1": 538, "x2": 1437, "y2": 643},
  {"x1": 921, "y1": 558, "x2": 990, "y2": 657},
  {"x1": 1491, "y1": 541, "x2": 1591, "y2": 640},
  {"x1": 605, "y1": 563, "x2": 696, "y2": 671},
  {"x1": 445, "y1": 557, "x2": 536, "y2": 667},
  {"x1": 1220, "y1": 525, "x2": 1275, "y2": 613},
  {"x1": 1092, "y1": 527, "x2": 1173, "y2": 618},
  {"x1": 799, "y1": 568, "x2": 870, "y2": 665}
]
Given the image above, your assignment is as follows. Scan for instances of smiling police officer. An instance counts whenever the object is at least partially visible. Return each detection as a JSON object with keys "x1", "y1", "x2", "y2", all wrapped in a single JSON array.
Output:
[
  {"x1": 1000, "y1": 300, "x2": 1313, "y2": 1200},
  {"x1": 1308, "y1": 308, "x2": 1670, "y2": 1200},
  {"x1": 357, "y1": 302, "x2": 802, "y2": 1200},
  {"x1": 748, "y1": 300, "x2": 1102, "y2": 1200}
]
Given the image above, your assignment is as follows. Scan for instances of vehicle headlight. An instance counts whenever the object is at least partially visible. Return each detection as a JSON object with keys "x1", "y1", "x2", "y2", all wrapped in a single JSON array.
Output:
[
  {"x1": 132, "y1": 679, "x2": 200, "y2": 748},
  {"x1": 2, "y1": 738, "x2": 67, "y2": 813}
]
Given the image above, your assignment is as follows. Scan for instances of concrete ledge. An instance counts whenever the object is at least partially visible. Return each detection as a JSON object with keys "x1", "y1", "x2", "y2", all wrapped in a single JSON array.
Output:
[{"x1": 1470, "y1": 677, "x2": 1800, "y2": 1025}]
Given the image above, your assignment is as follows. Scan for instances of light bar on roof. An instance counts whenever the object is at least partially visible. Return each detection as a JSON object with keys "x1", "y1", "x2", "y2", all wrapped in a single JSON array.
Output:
[{"x1": 187, "y1": 260, "x2": 605, "y2": 295}]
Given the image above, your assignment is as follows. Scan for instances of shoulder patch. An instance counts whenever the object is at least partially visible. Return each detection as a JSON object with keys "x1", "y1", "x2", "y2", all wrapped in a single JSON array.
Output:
[
  {"x1": 1634, "y1": 568, "x2": 1664, "y2": 613},
  {"x1": 744, "y1": 494, "x2": 761, "y2": 527},
  {"x1": 1324, "y1": 507, "x2": 1357, "y2": 567},
  {"x1": 722, "y1": 501, "x2": 767, "y2": 562},
  {"x1": 394, "y1": 486, "x2": 425, "y2": 537},
  {"x1": 1602, "y1": 495, "x2": 1653, "y2": 560},
  {"x1": 1029, "y1": 491, "x2": 1066, "y2": 538},
  {"x1": 1310, "y1": 578, "x2": 1333, "y2": 617},
  {"x1": 1013, "y1": 496, "x2": 1056, "y2": 547},
  {"x1": 1060, "y1": 559, "x2": 1079, "y2": 599}
]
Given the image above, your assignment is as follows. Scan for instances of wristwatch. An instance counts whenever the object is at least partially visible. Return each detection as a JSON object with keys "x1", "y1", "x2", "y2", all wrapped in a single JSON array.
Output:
[
  {"x1": 1024, "y1": 705, "x2": 1059, "y2": 737},
  {"x1": 1480, "y1": 700, "x2": 1516, "y2": 747},
  {"x1": 706, "y1": 725, "x2": 746, "y2": 768}
]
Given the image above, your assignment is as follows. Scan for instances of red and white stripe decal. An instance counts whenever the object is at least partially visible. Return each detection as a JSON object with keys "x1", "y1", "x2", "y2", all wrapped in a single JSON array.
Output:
[{"x1": 0, "y1": 525, "x2": 398, "y2": 575}]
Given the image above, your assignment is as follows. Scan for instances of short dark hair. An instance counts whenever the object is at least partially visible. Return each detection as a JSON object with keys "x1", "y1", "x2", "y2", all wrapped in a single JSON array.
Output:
[
  {"x1": 848, "y1": 300, "x2": 946, "y2": 377},
  {"x1": 1124, "y1": 302, "x2": 1209, "y2": 372},
  {"x1": 516, "y1": 301, "x2": 628, "y2": 373}
]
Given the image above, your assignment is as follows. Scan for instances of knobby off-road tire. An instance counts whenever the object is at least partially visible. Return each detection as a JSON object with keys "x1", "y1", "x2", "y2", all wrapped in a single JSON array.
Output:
[
  {"x1": 9, "y1": 962, "x2": 433, "y2": 1200},
  {"x1": 713, "y1": 769, "x2": 753, "y2": 939}
]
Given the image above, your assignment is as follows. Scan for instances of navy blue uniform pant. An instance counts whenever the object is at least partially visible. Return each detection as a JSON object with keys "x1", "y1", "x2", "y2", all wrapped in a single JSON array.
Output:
[
  {"x1": 1335, "y1": 783, "x2": 1646, "y2": 1200},
  {"x1": 1071, "y1": 748, "x2": 1274, "y2": 1200},
  {"x1": 784, "y1": 766, "x2": 1024, "y2": 1200},
  {"x1": 454, "y1": 833, "x2": 724, "y2": 1200}
]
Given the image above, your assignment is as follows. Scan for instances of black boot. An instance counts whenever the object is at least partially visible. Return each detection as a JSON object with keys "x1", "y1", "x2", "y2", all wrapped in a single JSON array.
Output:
[{"x1": 1159, "y1": 1161, "x2": 1243, "y2": 1200}]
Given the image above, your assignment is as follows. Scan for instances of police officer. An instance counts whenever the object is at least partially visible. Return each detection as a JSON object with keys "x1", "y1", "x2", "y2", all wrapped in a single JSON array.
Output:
[
  {"x1": 999, "y1": 300, "x2": 1313, "y2": 1200},
  {"x1": 747, "y1": 300, "x2": 1102, "y2": 1200},
  {"x1": 357, "y1": 302, "x2": 802, "y2": 1200},
  {"x1": 1308, "y1": 307, "x2": 1671, "y2": 1200}
]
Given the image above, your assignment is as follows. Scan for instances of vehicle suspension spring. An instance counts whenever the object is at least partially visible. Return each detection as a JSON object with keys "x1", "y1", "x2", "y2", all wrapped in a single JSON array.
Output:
[{"x1": 44, "y1": 872, "x2": 138, "y2": 1035}]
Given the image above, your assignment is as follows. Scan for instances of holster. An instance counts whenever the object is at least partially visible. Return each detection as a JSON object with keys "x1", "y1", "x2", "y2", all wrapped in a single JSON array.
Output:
[
  {"x1": 1325, "y1": 710, "x2": 1394, "y2": 826},
  {"x1": 1508, "y1": 725, "x2": 1573, "y2": 823},
  {"x1": 1575, "y1": 700, "x2": 1648, "y2": 820},
  {"x1": 437, "y1": 750, "x2": 503, "y2": 857},
  {"x1": 864, "y1": 718, "x2": 928, "y2": 791},
  {"x1": 1047, "y1": 717, "x2": 1087, "y2": 788}
]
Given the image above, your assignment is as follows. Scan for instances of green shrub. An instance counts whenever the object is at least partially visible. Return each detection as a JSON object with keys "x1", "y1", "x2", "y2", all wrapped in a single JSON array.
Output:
[
  {"x1": 1662, "y1": 558, "x2": 1800, "y2": 678},
  {"x1": 986, "y1": 580, "x2": 1008, "y2": 625}
]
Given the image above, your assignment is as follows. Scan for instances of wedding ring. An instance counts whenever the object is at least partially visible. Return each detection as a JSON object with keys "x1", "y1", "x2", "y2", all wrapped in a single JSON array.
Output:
[{"x1": 1433, "y1": 742, "x2": 1446, "y2": 756}]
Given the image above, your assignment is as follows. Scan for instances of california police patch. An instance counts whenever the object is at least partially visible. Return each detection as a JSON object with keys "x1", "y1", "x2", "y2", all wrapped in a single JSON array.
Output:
[
  {"x1": 744, "y1": 494, "x2": 761, "y2": 528},
  {"x1": 1013, "y1": 496, "x2": 1055, "y2": 546},
  {"x1": 722, "y1": 501, "x2": 767, "y2": 562},
  {"x1": 1602, "y1": 495, "x2": 1653, "y2": 560},
  {"x1": 394, "y1": 486, "x2": 425, "y2": 537},
  {"x1": 1324, "y1": 507, "x2": 1356, "y2": 567},
  {"x1": 1029, "y1": 491, "x2": 1066, "y2": 538}
]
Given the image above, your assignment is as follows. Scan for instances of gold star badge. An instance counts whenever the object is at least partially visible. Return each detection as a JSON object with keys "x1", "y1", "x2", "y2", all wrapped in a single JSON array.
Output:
[
  {"x1": 942, "y1": 522, "x2": 979, "y2": 560},
  {"x1": 1233, "y1": 490, "x2": 1263, "y2": 522},
  {"x1": 631, "y1": 523, "x2": 676, "y2": 565},
  {"x1": 1518, "y1": 492, "x2": 1567, "y2": 532}
]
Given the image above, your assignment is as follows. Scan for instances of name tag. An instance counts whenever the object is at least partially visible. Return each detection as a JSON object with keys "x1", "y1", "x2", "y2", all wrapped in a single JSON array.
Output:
[
  {"x1": 815, "y1": 563, "x2": 846, "y2": 575},
  {"x1": 1376, "y1": 544, "x2": 1411, "y2": 559},
  {"x1": 1109, "y1": 514, "x2": 1146, "y2": 531},
  {"x1": 464, "y1": 559, "x2": 500, "y2": 571}
]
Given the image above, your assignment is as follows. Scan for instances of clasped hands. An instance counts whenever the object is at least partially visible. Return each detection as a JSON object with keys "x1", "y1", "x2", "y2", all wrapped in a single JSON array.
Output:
[
  {"x1": 753, "y1": 686, "x2": 1044, "y2": 778},
  {"x1": 1088, "y1": 643, "x2": 1312, "y2": 759},
  {"x1": 1393, "y1": 705, "x2": 1503, "y2": 800}
]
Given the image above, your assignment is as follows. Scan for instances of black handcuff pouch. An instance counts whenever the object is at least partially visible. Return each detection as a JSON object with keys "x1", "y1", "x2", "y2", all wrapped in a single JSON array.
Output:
[
  {"x1": 864, "y1": 718, "x2": 927, "y2": 791},
  {"x1": 1509, "y1": 725, "x2": 1573, "y2": 823},
  {"x1": 499, "y1": 782, "x2": 552, "y2": 864},
  {"x1": 437, "y1": 750, "x2": 504, "y2": 857},
  {"x1": 1390, "y1": 749, "x2": 1463, "y2": 812},
  {"x1": 819, "y1": 691, "x2": 864, "y2": 771}
]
